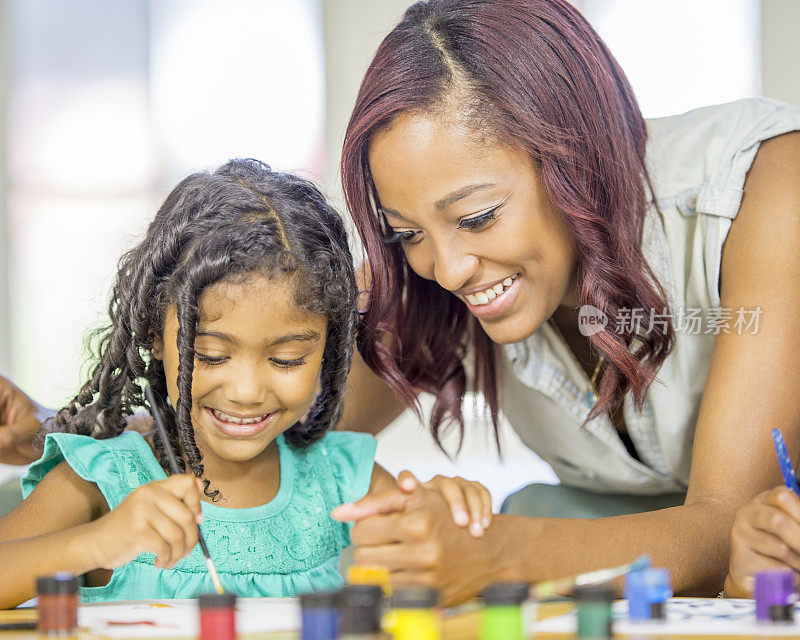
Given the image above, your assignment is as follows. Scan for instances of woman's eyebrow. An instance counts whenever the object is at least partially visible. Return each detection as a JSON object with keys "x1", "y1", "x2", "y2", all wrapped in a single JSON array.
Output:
[
  {"x1": 379, "y1": 182, "x2": 497, "y2": 219},
  {"x1": 435, "y1": 183, "x2": 496, "y2": 209}
]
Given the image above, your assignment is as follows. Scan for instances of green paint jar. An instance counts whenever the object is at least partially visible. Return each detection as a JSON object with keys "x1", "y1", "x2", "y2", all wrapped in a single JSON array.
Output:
[
  {"x1": 480, "y1": 582, "x2": 529, "y2": 640},
  {"x1": 574, "y1": 584, "x2": 614, "y2": 639}
]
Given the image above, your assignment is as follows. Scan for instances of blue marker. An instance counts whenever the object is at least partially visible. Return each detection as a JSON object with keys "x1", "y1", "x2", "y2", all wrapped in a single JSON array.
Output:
[{"x1": 771, "y1": 428, "x2": 800, "y2": 497}]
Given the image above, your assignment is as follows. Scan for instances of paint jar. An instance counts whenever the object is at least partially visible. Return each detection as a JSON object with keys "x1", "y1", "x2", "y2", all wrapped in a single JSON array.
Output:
[
  {"x1": 300, "y1": 591, "x2": 340, "y2": 640},
  {"x1": 340, "y1": 584, "x2": 384, "y2": 639},
  {"x1": 574, "y1": 584, "x2": 614, "y2": 639},
  {"x1": 347, "y1": 565, "x2": 392, "y2": 596},
  {"x1": 390, "y1": 586, "x2": 440, "y2": 640},
  {"x1": 754, "y1": 570, "x2": 797, "y2": 623},
  {"x1": 624, "y1": 567, "x2": 672, "y2": 621},
  {"x1": 480, "y1": 582, "x2": 529, "y2": 640},
  {"x1": 198, "y1": 592, "x2": 237, "y2": 640},
  {"x1": 36, "y1": 573, "x2": 79, "y2": 637}
]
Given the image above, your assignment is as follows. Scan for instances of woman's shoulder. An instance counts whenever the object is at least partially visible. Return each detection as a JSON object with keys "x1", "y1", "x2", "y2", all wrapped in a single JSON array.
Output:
[{"x1": 645, "y1": 98, "x2": 800, "y2": 196}]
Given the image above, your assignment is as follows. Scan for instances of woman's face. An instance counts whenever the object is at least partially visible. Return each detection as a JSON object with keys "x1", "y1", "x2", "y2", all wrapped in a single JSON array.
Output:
[{"x1": 368, "y1": 111, "x2": 578, "y2": 344}]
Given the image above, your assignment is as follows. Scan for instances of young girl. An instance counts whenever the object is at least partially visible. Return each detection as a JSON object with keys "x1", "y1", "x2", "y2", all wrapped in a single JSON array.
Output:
[
  {"x1": 0, "y1": 159, "x2": 491, "y2": 607},
  {"x1": 726, "y1": 486, "x2": 800, "y2": 597}
]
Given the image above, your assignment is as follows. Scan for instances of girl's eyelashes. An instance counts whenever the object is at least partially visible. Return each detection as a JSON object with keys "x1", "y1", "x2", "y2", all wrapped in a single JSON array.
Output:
[
  {"x1": 456, "y1": 204, "x2": 502, "y2": 231},
  {"x1": 196, "y1": 353, "x2": 308, "y2": 369},
  {"x1": 271, "y1": 356, "x2": 308, "y2": 369},
  {"x1": 196, "y1": 353, "x2": 227, "y2": 366}
]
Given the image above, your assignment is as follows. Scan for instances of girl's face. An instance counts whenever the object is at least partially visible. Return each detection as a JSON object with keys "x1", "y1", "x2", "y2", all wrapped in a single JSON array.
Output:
[
  {"x1": 155, "y1": 275, "x2": 327, "y2": 466},
  {"x1": 368, "y1": 111, "x2": 578, "y2": 345}
]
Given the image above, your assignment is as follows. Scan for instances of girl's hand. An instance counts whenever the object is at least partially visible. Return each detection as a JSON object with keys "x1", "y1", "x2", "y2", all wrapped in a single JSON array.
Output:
[
  {"x1": 397, "y1": 470, "x2": 492, "y2": 537},
  {"x1": 726, "y1": 486, "x2": 800, "y2": 597},
  {"x1": 87, "y1": 474, "x2": 203, "y2": 571}
]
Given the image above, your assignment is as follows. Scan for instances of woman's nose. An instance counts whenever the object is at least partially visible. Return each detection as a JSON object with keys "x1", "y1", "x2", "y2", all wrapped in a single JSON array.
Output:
[{"x1": 432, "y1": 238, "x2": 479, "y2": 293}]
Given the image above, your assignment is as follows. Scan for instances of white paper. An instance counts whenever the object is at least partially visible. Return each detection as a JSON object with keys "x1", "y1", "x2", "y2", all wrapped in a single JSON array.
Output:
[
  {"x1": 79, "y1": 597, "x2": 300, "y2": 638},
  {"x1": 535, "y1": 597, "x2": 800, "y2": 636}
]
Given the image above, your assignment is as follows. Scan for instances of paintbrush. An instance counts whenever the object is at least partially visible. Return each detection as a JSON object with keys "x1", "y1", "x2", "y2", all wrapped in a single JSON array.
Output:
[
  {"x1": 530, "y1": 555, "x2": 650, "y2": 600},
  {"x1": 144, "y1": 385, "x2": 225, "y2": 595}
]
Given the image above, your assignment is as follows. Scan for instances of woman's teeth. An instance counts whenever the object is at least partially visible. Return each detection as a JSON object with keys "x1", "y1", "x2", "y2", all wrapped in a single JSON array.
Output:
[
  {"x1": 465, "y1": 274, "x2": 518, "y2": 306},
  {"x1": 211, "y1": 409, "x2": 268, "y2": 425}
]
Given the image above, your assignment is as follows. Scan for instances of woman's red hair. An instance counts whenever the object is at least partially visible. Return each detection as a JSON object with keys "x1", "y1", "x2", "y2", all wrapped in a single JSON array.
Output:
[{"x1": 341, "y1": 0, "x2": 674, "y2": 450}]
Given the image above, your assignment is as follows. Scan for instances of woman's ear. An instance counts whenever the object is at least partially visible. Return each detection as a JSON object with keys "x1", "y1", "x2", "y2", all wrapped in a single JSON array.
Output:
[{"x1": 151, "y1": 336, "x2": 164, "y2": 361}]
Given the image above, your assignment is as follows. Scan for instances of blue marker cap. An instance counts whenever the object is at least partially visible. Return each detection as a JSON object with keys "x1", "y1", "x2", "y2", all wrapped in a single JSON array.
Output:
[
  {"x1": 772, "y1": 428, "x2": 800, "y2": 497},
  {"x1": 624, "y1": 568, "x2": 672, "y2": 621}
]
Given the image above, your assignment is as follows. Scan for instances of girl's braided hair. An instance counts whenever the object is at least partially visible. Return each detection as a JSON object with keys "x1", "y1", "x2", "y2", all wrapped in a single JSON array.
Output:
[{"x1": 39, "y1": 159, "x2": 358, "y2": 500}]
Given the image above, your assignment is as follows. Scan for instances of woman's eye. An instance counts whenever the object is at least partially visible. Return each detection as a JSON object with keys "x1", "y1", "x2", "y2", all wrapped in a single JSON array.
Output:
[
  {"x1": 196, "y1": 353, "x2": 228, "y2": 366},
  {"x1": 271, "y1": 356, "x2": 308, "y2": 369},
  {"x1": 381, "y1": 229, "x2": 423, "y2": 245},
  {"x1": 457, "y1": 206, "x2": 501, "y2": 231}
]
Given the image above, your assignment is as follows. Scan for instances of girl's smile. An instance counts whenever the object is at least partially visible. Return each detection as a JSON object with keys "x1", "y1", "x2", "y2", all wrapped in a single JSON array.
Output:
[{"x1": 204, "y1": 407, "x2": 279, "y2": 437}]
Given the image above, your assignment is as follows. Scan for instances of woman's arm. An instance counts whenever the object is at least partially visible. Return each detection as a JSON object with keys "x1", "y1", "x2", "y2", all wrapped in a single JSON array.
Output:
[
  {"x1": 337, "y1": 131, "x2": 800, "y2": 605},
  {"x1": 337, "y1": 348, "x2": 408, "y2": 435}
]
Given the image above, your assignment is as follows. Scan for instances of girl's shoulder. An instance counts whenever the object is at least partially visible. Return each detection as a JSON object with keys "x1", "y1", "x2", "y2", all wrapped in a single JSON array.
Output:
[
  {"x1": 281, "y1": 430, "x2": 377, "y2": 507},
  {"x1": 22, "y1": 430, "x2": 164, "y2": 510}
]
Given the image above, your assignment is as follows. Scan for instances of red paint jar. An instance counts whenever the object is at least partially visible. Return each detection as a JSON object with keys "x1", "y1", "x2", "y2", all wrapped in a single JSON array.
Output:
[
  {"x1": 198, "y1": 593, "x2": 237, "y2": 640},
  {"x1": 36, "y1": 573, "x2": 79, "y2": 636}
]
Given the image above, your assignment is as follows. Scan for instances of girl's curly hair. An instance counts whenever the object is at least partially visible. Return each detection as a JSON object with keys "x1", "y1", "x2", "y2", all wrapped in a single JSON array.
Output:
[{"x1": 40, "y1": 159, "x2": 358, "y2": 500}]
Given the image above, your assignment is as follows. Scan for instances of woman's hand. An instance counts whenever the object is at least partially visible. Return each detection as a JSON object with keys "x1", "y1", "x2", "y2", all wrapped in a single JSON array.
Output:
[
  {"x1": 87, "y1": 474, "x2": 203, "y2": 571},
  {"x1": 0, "y1": 375, "x2": 49, "y2": 464},
  {"x1": 399, "y1": 471, "x2": 492, "y2": 537},
  {"x1": 332, "y1": 483, "x2": 504, "y2": 605},
  {"x1": 726, "y1": 486, "x2": 800, "y2": 597}
]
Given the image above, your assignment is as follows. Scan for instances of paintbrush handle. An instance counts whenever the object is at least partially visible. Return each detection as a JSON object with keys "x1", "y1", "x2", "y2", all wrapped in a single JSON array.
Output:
[{"x1": 144, "y1": 386, "x2": 182, "y2": 474}]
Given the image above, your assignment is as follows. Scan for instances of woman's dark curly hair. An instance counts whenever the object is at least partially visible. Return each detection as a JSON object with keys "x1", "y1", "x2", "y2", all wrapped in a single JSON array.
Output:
[{"x1": 40, "y1": 159, "x2": 358, "y2": 500}]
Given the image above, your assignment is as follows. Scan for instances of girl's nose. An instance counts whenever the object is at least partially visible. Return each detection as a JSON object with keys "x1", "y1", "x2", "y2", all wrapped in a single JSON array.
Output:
[{"x1": 225, "y1": 363, "x2": 268, "y2": 406}]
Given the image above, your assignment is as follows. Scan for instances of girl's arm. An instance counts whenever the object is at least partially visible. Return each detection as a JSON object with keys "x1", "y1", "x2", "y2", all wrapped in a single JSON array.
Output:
[
  {"x1": 335, "y1": 131, "x2": 800, "y2": 604},
  {"x1": 0, "y1": 462, "x2": 106, "y2": 606},
  {"x1": 0, "y1": 462, "x2": 203, "y2": 608}
]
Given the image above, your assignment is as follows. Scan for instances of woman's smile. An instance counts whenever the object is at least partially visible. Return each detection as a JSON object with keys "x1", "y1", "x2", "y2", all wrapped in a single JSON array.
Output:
[{"x1": 458, "y1": 273, "x2": 521, "y2": 319}]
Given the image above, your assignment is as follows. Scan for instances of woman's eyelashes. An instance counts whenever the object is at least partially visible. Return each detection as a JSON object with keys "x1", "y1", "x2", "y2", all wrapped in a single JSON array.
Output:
[
  {"x1": 456, "y1": 205, "x2": 501, "y2": 231},
  {"x1": 195, "y1": 353, "x2": 308, "y2": 369},
  {"x1": 382, "y1": 204, "x2": 503, "y2": 245}
]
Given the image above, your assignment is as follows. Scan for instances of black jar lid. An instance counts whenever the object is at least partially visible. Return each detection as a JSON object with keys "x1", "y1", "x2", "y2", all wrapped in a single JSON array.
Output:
[
  {"x1": 36, "y1": 573, "x2": 78, "y2": 595},
  {"x1": 340, "y1": 584, "x2": 383, "y2": 633},
  {"x1": 573, "y1": 584, "x2": 615, "y2": 603},
  {"x1": 198, "y1": 592, "x2": 237, "y2": 609},
  {"x1": 392, "y1": 586, "x2": 439, "y2": 609},
  {"x1": 299, "y1": 590, "x2": 340, "y2": 609},
  {"x1": 482, "y1": 582, "x2": 529, "y2": 606}
]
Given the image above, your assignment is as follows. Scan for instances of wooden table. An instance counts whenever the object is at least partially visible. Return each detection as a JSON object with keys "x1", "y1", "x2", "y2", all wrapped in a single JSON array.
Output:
[{"x1": 0, "y1": 600, "x2": 788, "y2": 639}]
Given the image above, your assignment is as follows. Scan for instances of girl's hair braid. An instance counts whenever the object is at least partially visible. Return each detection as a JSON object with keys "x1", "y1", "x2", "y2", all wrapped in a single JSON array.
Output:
[{"x1": 39, "y1": 159, "x2": 358, "y2": 500}]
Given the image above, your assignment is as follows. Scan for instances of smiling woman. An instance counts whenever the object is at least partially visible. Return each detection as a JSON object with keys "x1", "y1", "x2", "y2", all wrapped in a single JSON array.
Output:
[{"x1": 331, "y1": 0, "x2": 800, "y2": 605}]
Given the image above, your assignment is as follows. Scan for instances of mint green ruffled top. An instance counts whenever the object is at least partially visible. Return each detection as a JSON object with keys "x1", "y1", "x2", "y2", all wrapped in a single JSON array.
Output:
[{"x1": 21, "y1": 429, "x2": 377, "y2": 602}]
